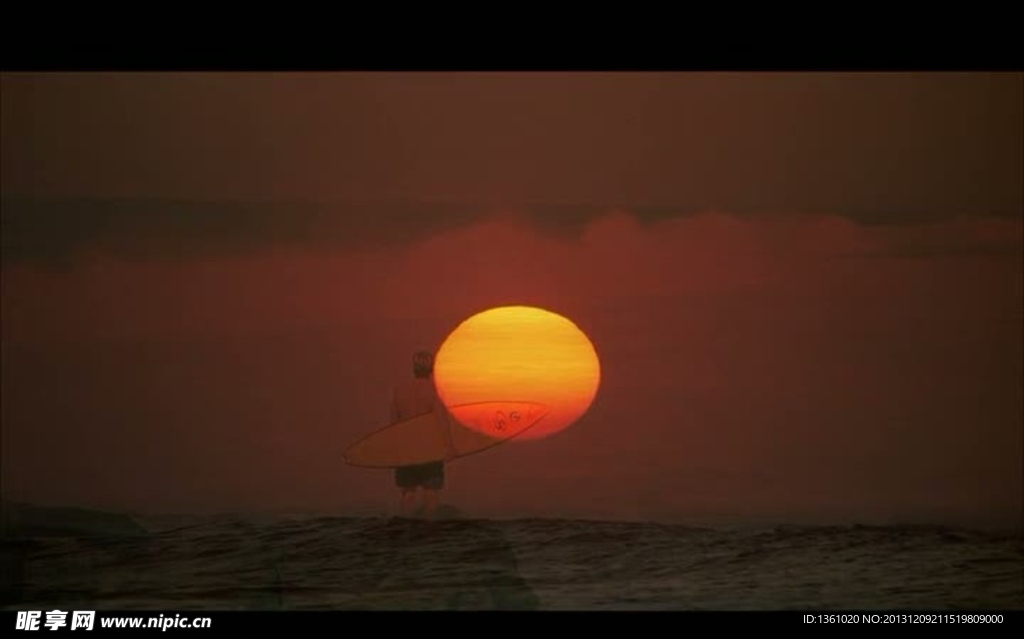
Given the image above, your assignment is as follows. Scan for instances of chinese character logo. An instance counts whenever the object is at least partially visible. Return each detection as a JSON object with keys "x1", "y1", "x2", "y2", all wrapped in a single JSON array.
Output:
[
  {"x1": 15, "y1": 611, "x2": 41, "y2": 630},
  {"x1": 44, "y1": 611, "x2": 67, "y2": 631},
  {"x1": 71, "y1": 612, "x2": 95, "y2": 631}
]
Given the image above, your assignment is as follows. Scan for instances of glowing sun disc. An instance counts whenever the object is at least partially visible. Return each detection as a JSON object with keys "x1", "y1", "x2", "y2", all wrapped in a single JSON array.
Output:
[{"x1": 434, "y1": 305, "x2": 601, "y2": 440}]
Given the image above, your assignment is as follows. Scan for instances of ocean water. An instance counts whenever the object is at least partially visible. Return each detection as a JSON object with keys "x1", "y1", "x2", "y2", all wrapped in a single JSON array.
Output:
[{"x1": 2, "y1": 514, "x2": 1022, "y2": 611}]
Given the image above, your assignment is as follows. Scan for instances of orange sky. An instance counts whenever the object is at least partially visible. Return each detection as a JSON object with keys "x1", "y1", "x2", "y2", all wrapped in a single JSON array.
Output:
[
  {"x1": 1, "y1": 72, "x2": 1021, "y2": 527},
  {"x1": 2, "y1": 210, "x2": 1020, "y2": 526}
]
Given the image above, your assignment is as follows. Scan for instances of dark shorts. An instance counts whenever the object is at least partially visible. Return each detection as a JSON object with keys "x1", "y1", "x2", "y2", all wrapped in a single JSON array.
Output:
[{"x1": 395, "y1": 461, "x2": 445, "y2": 490}]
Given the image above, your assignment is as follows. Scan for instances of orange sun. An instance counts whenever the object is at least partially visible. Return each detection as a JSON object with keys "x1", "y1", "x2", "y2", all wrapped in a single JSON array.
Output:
[{"x1": 434, "y1": 305, "x2": 601, "y2": 440}]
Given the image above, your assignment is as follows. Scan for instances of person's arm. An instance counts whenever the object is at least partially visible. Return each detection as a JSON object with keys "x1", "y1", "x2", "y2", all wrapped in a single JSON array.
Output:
[{"x1": 433, "y1": 399, "x2": 458, "y2": 462}]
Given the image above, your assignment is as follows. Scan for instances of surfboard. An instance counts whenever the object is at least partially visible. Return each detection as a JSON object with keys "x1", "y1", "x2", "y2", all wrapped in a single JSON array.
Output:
[{"x1": 343, "y1": 401, "x2": 549, "y2": 469}]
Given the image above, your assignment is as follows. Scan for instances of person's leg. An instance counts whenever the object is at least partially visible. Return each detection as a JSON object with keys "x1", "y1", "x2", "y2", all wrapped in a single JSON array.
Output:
[
  {"x1": 421, "y1": 461, "x2": 444, "y2": 519},
  {"x1": 396, "y1": 466, "x2": 420, "y2": 517},
  {"x1": 399, "y1": 488, "x2": 417, "y2": 517},
  {"x1": 422, "y1": 488, "x2": 439, "y2": 519}
]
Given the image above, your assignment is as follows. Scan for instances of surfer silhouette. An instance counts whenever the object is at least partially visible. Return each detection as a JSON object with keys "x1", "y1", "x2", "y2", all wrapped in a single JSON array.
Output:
[{"x1": 391, "y1": 350, "x2": 455, "y2": 519}]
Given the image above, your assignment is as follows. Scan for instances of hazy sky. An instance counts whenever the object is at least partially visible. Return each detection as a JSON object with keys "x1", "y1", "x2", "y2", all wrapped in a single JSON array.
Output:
[
  {"x1": 1, "y1": 72, "x2": 1021, "y2": 527},
  {"x1": 3, "y1": 72, "x2": 1021, "y2": 216}
]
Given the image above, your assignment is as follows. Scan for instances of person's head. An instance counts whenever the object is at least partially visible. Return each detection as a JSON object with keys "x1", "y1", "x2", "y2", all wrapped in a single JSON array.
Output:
[{"x1": 412, "y1": 350, "x2": 434, "y2": 378}]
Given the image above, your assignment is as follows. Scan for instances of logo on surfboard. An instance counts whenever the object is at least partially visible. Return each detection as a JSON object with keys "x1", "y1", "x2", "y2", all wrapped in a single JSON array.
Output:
[{"x1": 493, "y1": 409, "x2": 523, "y2": 432}]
